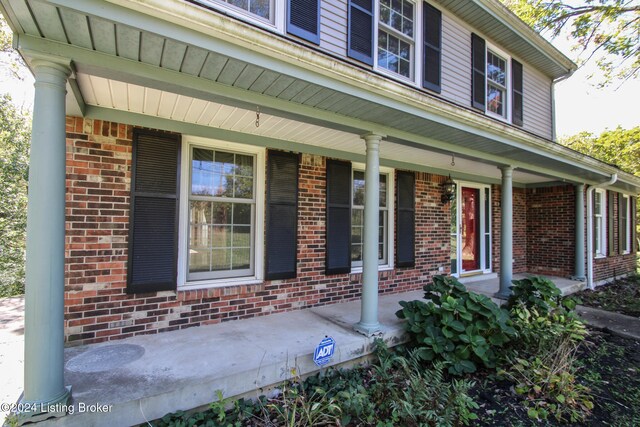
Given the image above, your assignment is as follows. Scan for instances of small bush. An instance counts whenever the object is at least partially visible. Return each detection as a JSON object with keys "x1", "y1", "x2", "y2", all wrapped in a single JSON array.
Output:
[
  {"x1": 396, "y1": 275, "x2": 516, "y2": 375},
  {"x1": 500, "y1": 277, "x2": 593, "y2": 423},
  {"x1": 498, "y1": 336, "x2": 593, "y2": 423},
  {"x1": 507, "y1": 276, "x2": 579, "y2": 315}
]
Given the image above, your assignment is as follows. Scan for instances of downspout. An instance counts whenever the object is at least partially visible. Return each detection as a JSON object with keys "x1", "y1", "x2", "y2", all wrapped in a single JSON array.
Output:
[{"x1": 586, "y1": 174, "x2": 618, "y2": 289}]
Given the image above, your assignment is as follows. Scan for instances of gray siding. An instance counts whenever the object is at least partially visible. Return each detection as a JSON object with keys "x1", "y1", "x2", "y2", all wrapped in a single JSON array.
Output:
[
  {"x1": 440, "y1": 12, "x2": 472, "y2": 107},
  {"x1": 314, "y1": 0, "x2": 554, "y2": 140},
  {"x1": 320, "y1": 0, "x2": 347, "y2": 57},
  {"x1": 522, "y1": 64, "x2": 553, "y2": 139}
]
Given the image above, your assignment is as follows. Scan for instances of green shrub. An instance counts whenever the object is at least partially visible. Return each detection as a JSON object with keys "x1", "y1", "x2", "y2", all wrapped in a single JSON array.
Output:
[
  {"x1": 500, "y1": 277, "x2": 592, "y2": 423},
  {"x1": 507, "y1": 276, "x2": 579, "y2": 315},
  {"x1": 396, "y1": 275, "x2": 516, "y2": 375}
]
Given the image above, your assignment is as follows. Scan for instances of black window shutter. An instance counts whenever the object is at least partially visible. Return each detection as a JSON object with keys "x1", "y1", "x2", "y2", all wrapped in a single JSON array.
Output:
[
  {"x1": 512, "y1": 59, "x2": 524, "y2": 126},
  {"x1": 347, "y1": 0, "x2": 374, "y2": 65},
  {"x1": 632, "y1": 196, "x2": 638, "y2": 253},
  {"x1": 471, "y1": 33, "x2": 486, "y2": 110},
  {"x1": 265, "y1": 151, "x2": 299, "y2": 280},
  {"x1": 396, "y1": 171, "x2": 416, "y2": 267},
  {"x1": 607, "y1": 190, "x2": 615, "y2": 255},
  {"x1": 618, "y1": 194, "x2": 625, "y2": 254},
  {"x1": 422, "y1": 2, "x2": 442, "y2": 93},
  {"x1": 127, "y1": 130, "x2": 181, "y2": 294},
  {"x1": 287, "y1": 0, "x2": 320, "y2": 44},
  {"x1": 326, "y1": 159, "x2": 352, "y2": 274}
]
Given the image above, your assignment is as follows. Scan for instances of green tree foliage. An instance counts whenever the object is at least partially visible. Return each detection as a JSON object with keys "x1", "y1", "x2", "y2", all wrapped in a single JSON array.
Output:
[
  {"x1": 560, "y1": 126, "x2": 640, "y2": 238},
  {"x1": 0, "y1": 94, "x2": 30, "y2": 297},
  {"x1": 503, "y1": 0, "x2": 640, "y2": 87},
  {"x1": 0, "y1": 15, "x2": 27, "y2": 81},
  {"x1": 561, "y1": 126, "x2": 640, "y2": 176}
]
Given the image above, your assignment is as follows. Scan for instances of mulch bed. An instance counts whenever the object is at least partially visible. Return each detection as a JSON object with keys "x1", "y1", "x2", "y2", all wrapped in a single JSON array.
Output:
[
  {"x1": 470, "y1": 329, "x2": 640, "y2": 426},
  {"x1": 574, "y1": 275, "x2": 640, "y2": 318}
]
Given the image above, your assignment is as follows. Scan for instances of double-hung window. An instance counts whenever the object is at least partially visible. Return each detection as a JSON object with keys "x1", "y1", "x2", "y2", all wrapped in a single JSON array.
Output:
[
  {"x1": 621, "y1": 195, "x2": 630, "y2": 254},
  {"x1": 486, "y1": 49, "x2": 508, "y2": 118},
  {"x1": 350, "y1": 167, "x2": 394, "y2": 270},
  {"x1": 378, "y1": 0, "x2": 415, "y2": 79},
  {"x1": 194, "y1": 0, "x2": 279, "y2": 29},
  {"x1": 181, "y1": 138, "x2": 265, "y2": 288},
  {"x1": 594, "y1": 189, "x2": 606, "y2": 257}
]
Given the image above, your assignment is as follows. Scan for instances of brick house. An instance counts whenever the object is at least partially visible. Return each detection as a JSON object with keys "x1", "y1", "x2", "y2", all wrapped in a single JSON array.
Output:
[{"x1": 2, "y1": 0, "x2": 639, "y2": 421}]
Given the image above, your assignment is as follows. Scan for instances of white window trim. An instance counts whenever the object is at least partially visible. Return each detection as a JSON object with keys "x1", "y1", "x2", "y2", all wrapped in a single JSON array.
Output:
[
  {"x1": 374, "y1": 0, "x2": 423, "y2": 86},
  {"x1": 594, "y1": 188, "x2": 607, "y2": 258},
  {"x1": 178, "y1": 136, "x2": 266, "y2": 291},
  {"x1": 485, "y1": 42, "x2": 511, "y2": 123},
  {"x1": 451, "y1": 181, "x2": 492, "y2": 277},
  {"x1": 193, "y1": 0, "x2": 285, "y2": 34},
  {"x1": 349, "y1": 163, "x2": 395, "y2": 274},
  {"x1": 623, "y1": 194, "x2": 631, "y2": 254}
]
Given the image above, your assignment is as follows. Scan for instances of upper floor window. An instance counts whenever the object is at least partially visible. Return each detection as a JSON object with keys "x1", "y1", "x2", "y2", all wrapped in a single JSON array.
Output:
[
  {"x1": 194, "y1": 0, "x2": 279, "y2": 29},
  {"x1": 486, "y1": 50, "x2": 507, "y2": 118},
  {"x1": 472, "y1": 34, "x2": 523, "y2": 125},
  {"x1": 378, "y1": 0, "x2": 415, "y2": 79},
  {"x1": 223, "y1": 0, "x2": 272, "y2": 20}
]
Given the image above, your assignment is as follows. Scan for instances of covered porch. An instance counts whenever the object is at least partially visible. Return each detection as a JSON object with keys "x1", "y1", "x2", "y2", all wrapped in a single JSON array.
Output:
[
  {"x1": 23, "y1": 274, "x2": 582, "y2": 427},
  {"x1": 3, "y1": 0, "x2": 638, "y2": 423}
]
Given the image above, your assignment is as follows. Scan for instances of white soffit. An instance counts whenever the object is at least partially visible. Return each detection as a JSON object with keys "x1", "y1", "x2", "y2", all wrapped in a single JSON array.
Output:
[{"x1": 76, "y1": 73, "x2": 553, "y2": 185}]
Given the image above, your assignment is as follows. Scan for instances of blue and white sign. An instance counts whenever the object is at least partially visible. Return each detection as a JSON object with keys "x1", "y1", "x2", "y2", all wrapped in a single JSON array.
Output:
[{"x1": 313, "y1": 336, "x2": 335, "y2": 367}]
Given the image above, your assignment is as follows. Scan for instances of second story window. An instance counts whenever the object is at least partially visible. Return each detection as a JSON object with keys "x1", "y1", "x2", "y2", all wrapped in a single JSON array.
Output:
[
  {"x1": 486, "y1": 50, "x2": 507, "y2": 118},
  {"x1": 378, "y1": 0, "x2": 415, "y2": 79},
  {"x1": 220, "y1": 0, "x2": 271, "y2": 20}
]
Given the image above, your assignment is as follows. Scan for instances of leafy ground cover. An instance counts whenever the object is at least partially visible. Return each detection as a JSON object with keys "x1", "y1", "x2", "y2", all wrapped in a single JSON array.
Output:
[
  {"x1": 149, "y1": 276, "x2": 640, "y2": 426},
  {"x1": 575, "y1": 274, "x2": 640, "y2": 317}
]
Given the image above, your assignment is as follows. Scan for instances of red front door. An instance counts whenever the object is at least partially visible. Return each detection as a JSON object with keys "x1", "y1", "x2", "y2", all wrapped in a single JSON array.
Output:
[{"x1": 461, "y1": 187, "x2": 480, "y2": 271}]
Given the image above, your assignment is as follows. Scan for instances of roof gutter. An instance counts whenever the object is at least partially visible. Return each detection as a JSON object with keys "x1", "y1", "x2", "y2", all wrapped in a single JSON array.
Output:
[{"x1": 586, "y1": 174, "x2": 618, "y2": 290}]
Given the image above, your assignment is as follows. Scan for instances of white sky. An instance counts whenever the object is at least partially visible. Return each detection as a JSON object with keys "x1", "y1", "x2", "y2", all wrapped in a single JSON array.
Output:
[{"x1": 0, "y1": 32, "x2": 638, "y2": 138}]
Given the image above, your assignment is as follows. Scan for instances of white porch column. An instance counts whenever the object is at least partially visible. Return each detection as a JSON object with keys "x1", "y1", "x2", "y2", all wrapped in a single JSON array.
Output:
[
  {"x1": 19, "y1": 59, "x2": 71, "y2": 421},
  {"x1": 496, "y1": 165, "x2": 514, "y2": 299},
  {"x1": 572, "y1": 184, "x2": 586, "y2": 281},
  {"x1": 354, "y1": 133, "x2": 384, "y2": 336}
]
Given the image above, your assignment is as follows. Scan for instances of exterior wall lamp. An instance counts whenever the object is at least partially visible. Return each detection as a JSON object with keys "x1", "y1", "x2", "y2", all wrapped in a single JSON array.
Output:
[{"x1": 441, "y1": 175, "x2": 457, "y2": 203}]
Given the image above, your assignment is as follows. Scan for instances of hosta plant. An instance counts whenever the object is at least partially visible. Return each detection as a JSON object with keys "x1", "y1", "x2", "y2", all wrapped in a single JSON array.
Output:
[{"x1": 396, "y1": 275, "x2": 516, "y2": 375}]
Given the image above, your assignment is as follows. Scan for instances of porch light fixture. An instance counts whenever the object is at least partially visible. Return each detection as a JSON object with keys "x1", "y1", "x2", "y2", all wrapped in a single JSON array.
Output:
[{"x1": 441, "y1": 175, "x2": 456, "y2": 204}]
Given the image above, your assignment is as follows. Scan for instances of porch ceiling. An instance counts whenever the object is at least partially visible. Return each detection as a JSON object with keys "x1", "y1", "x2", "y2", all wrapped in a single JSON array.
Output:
[
  {"x1": 76, "y1": 73, "x2": 553, "y2": 185},
  {"x1": 3, "y1": 0, "x2": 640, "y2": 193}
]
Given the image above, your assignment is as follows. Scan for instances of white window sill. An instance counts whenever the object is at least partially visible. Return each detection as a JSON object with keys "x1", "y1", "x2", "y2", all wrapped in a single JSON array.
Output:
[
  {"x1": 350, "y1": 266, "x2": 394, "y2": 275},
  {"x1": 179, "y1": 277, "x2": 263, "y2": 292},
  {"x1": 594, "y1": 254, "x2": 607, "y2": 259}
]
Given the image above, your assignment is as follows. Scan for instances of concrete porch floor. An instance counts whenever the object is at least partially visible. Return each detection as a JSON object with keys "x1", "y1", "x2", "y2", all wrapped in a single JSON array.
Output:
[{"x1": 4, "y1": 274, "x2": 585, "y2": 427}]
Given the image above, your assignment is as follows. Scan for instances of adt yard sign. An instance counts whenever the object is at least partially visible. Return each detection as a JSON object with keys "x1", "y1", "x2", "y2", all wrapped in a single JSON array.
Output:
[{"x1": 313, "y1": 337, "x2": 335, "y2": 366}]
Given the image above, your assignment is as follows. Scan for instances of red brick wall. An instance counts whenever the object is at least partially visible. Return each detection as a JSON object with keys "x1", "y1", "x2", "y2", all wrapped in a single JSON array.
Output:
[
  {"x1": 64, "y1": 117, "x2": 450, "y2": 346},
  {"x1": 594, "y1": 191, "x2": 636, "y2": 281},
  {"x1": 526, "y1": 185, "x2": 575, "y2": 277}
]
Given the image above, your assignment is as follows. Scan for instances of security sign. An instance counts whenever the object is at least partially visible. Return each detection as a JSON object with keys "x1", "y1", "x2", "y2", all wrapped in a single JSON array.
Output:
[{"x1": 313, "y1": 336, "x2": 335, "y2": 367}]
